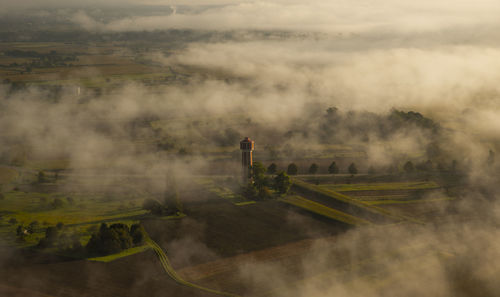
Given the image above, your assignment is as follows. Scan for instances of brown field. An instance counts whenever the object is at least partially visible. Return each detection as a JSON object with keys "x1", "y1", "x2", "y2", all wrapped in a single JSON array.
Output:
[
  {"x1": 0, "y1": 247, "x2": 220, "y2": 297},
  {"x1": 143, "y1": 198, "x2": 348, "y2": 267}
]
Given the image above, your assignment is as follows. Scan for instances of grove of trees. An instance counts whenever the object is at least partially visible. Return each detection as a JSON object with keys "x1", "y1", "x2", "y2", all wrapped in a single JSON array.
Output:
[
  {"x1": 241, "y1": 162, "x2": 292, "y2": 199},
  {"x1": 86, "y1": 223, "x2": 146, "y2": 256}
]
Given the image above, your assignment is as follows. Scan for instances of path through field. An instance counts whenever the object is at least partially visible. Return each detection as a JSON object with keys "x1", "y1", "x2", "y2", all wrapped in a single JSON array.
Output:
[{"x1": 146, "y1": 236, "x2": 241, "y2": 297}]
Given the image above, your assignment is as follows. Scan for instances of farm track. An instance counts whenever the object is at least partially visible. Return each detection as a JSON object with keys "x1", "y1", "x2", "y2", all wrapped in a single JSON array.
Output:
[{"x1": 146, "y1": 236, "x2": 241, "y2": 297}]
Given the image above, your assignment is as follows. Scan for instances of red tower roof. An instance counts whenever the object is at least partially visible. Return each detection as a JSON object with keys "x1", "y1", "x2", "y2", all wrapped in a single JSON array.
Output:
[{"x1": 240, "y1": 137, "x2": 254, "y2": 150}]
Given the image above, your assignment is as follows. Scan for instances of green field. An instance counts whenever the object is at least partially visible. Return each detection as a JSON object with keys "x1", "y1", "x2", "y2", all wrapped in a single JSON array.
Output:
[
  {"x1": 0, "y1": 167, "x2": 19, "y2": 184},
  {"x1": 292, "y1": 179, "x2": 424, "y2": 224},
  {"x1": 0, "y1": 190, "x2": 149, "y2": 248}
]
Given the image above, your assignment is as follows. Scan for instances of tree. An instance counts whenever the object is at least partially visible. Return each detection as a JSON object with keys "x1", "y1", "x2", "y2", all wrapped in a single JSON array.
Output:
[
  {"x1": 85, "y1": 223, "x2": 134, "y2": 256},
  {"x1": 308, "y1": 163, "x2": 319, "y2": 175},
  {"x1": 38, "y1": 226, "x2": 59, "y2": 248},
  {"x1": 287, "y1": 163, "x2": 298, "y2": 175},
  {"x1": 109, "y1": 224, "x2": 132, "y2": 250},
  {"x1": 252, "y1": 162, "x2": 267, "y2": 177},
  {"x1": 242, "y1": 182, "x2": 258, "y2": 199},
  {"x1": 368, "y1": 166, "x2": 376, "y2": 175},
  {"x1": 51, "y1": 198, "x2": 64, "y2": 209},
  {"x1": 451, "y1": 160, "x2": 458, "y2": 172},
  {"x1": 487, "y1": 149, "x2": 495, "y2": 166},
  {"x1": 416, "y1": 160, "x2": 433, "y2": 172},
  {"x1": 130, "y1": 224, "x2": 146, "y2": 245},
  {"x1": 403, "y1": 161, "x2": 414, "y2": 173},
  {"x1": 348, "y1": 163, "x2": 358, "y2": 175},
  {"x1": 16, "y1": 225, "x2": 24, "y2": 236},
  {"x1": 328, "y1": 162, "x2": 339, "y2": 174},
  {"x1": 251, "y1": 162, "x2": 268, "y2": 189},
  {"x1": 267, "y1": 163, "x2": 277, "y2": 175},
  {"x1": 37, "y1": 171, "x2": 47, "y2": 183},
  {"x1": 274, "y1": 172, "x2": 291, "y2": 194}
]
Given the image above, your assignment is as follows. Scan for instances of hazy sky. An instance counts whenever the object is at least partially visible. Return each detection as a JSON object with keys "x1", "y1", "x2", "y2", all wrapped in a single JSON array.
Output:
[{"x1": 2, "y1": 0, "x2": 500, "y2": 34}]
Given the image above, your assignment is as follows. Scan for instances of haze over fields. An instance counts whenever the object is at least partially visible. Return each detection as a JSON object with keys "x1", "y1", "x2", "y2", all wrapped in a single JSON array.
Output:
[{"x1": 1, "y1": 1, "x2": 500, "y2": 297}]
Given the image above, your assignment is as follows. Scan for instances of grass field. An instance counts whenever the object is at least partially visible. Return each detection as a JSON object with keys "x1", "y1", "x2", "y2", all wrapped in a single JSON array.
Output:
[
  {"x1": 196, "y1": 178, "x2": 252, "y2": 205},
  {"x1": 88, "y1": 245, "x2": 151, "y2": 262},
  {"x1": 320, "y1": 181, "x2": 439, "y2": 192}
]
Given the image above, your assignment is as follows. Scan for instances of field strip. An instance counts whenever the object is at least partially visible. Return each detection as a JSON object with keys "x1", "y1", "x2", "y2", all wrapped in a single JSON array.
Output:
[
  {"x1": 280, "y1": 196, "x2": 370, "y2": 226},
  {"x1": 146, "y1": 236, "x2": 241, "y2": 297},
  {"x1": 320, "y1": 181, "x2": 440, "y2": 192},
  {"x1": 366, "y1": 197, "x2": 455, "y2": 206},
  {"x1": 87, "y1": 245, "x2": 151, "y2": 262},
  {"x1": 292, "y1": 179, "x2": 425, "y2": 225}
]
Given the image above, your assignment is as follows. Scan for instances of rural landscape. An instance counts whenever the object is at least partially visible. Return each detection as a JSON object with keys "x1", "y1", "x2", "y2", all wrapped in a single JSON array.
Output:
[{"x1": 1, "y1": 1, "x2": 500, "y2": 297}]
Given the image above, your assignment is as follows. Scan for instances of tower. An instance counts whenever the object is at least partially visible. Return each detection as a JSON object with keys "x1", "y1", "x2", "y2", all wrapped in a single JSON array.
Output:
[{"x1": 240, "y1": 137, "x2": 254, "y2": 180}]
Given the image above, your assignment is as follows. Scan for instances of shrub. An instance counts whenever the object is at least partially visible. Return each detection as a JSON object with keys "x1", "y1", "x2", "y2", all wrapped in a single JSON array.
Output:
[{"x1": 258, "y1": 186, "x2": 274, "y2": 200}]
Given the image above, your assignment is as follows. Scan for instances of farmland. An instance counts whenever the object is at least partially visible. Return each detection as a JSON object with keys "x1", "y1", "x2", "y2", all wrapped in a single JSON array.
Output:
[{"x1": 0, "y1": 10, "x2": 494, "y2": 296}]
